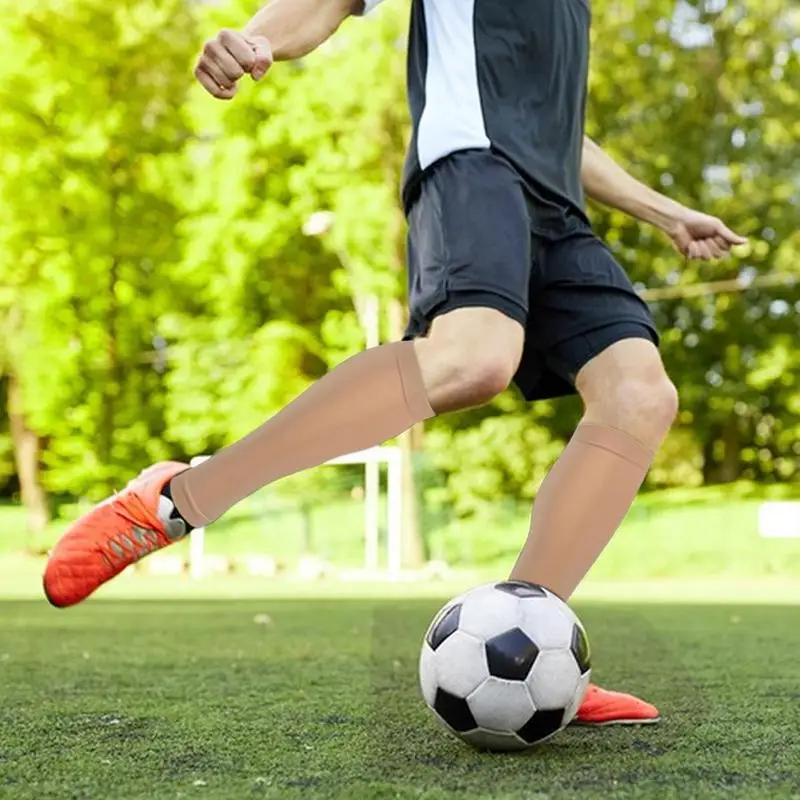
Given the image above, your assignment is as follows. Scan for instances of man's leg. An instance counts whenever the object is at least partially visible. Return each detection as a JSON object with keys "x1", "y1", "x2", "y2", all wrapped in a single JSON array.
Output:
[
  {"x1": 510, "y1": 337, "x2": 677, "y2": 596},
  {"x1": 512, "y1": 337, "x2": 676, "y2": 725},
  {"x1": 43, "y1": 306, "x2": 525, "y2": 607},
  {"x1": 509, "y1": 225, "x2": 676, "y2": 725},
  {"x1": 166, "y1": 307, "x2": 523, "y2": 529},
  {"x1": 44, "y1": 147, "x2": 533, "y2": 608}
]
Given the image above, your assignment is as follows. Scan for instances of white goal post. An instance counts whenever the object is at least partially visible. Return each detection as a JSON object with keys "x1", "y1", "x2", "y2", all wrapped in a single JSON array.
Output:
[{"x1": 187, "y1": 446, "x2": 403, "y2": 580}]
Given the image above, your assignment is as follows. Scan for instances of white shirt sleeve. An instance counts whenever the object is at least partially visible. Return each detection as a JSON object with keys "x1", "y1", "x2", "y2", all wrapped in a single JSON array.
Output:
[{"x1": 359, "y1": 0, "x2": 388, "y2": 15}]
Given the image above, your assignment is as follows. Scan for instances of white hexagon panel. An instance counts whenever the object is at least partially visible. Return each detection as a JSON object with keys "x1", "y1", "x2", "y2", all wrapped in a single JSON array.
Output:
[
  {"x1": 516, "y1": 593, "x2": 575, "y2": 652},
  {"x1": 418, "y1": 642, "x2": 438, "y2": 707},
  {"x1": 434, "y1": 630, "x2": 489, "y2": 699},
  {"x1": 456, "y1": 584, "x2": 523, "y2": 641},
  {"x1": 467, "y1": 676, "x2": 536, "y2": 732},
  {"x1": 563, "y1": 671, "x2": 592, "y2": 724},
  {"x1": 525, "y1": 648, "x2": 582, "y2": 711}
]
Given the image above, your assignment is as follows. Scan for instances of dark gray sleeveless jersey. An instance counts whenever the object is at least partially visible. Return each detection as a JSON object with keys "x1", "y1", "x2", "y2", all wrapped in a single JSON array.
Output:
[{"x1": 362, "y1": 0, "x2": 591, "y2": 218}]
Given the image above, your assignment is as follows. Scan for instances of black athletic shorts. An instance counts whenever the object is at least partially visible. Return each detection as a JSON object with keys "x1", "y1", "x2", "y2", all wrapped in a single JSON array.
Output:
[{"x1": 402, "y1": 149, "x2": 659, "y2": 401}]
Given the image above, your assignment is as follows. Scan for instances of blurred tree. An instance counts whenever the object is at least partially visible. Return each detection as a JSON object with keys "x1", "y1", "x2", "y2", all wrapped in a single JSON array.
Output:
[
  {"x1": 587, "y1": 0, "x2": 800, "y2": 485},
  {"x1": 0, "y1": 0, "x2": 795, "y2": 537},
  {"x1": 0, "y1": 382, "x2": 16, "y2": 496},
  {"x1": 160, "y1": 1, "x2": 346, "y2": 468},
  {"x1": 168, "y1": 0, "x2": 431, "y2": 566},
  {"x1": 0, "y1": 0, "x2": 199, "y2": 510},
  {"x1": 293, "y1": 4, "x2": 428, "y2": 567}
]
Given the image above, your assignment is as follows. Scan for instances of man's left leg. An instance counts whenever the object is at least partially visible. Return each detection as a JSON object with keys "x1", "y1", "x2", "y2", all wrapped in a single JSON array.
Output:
[
  {"x1": 511, "y1": 337, "x2": 677, "y2": 725},
  {"x1": 511, "y1": 337, "x2": 677, "y2": 597},
  {"x1": 509, "y1": 227, "x2": 677, "y2": 725}
]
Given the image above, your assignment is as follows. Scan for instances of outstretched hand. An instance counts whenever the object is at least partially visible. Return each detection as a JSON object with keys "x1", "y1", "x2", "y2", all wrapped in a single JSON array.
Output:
[
  {"x1": 668, "y1": 209, "x2": 747, "y2": 261},
  {"x1": 194, "y1": 29, "x2": 273, "y2": 100}
]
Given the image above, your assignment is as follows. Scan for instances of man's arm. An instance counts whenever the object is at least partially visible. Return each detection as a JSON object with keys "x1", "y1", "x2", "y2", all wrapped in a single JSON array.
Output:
[
  {"x1": 243, "y1": 0, "x2": 361, "y2": 61},
  {"x1": 581, "y1": 137, "x2": 746, "y2": 260},
  {"x1": 195, "y1": 0, "x2": 371, "y2": 99},
  {"x1": 581, "y1": 137, "x2": 683, "y2": 232}
]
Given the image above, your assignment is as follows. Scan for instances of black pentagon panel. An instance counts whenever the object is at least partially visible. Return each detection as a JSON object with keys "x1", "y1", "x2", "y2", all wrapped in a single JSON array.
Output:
[
  {"x1": 433, "y1": 688, "x2": 477, "y2": 733},
  {"x1": 494, "y1": 580, "x2": 548, "y2": 599},
  {"x1": 517, "y1": 708, "x2": 566, "y2": 744},
  {"x1": 485, "y1": 627, "x2": 539, "y2": 681},
  {"x1": 570, "y1": 623, "x2": 591, "y2": 674},
  {"x1": 426, "y1": 603, "x2": 462, "y2": 651}
]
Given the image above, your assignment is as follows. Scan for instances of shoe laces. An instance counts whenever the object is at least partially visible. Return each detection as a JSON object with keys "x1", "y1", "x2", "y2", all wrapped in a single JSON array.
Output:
[{"x1": 97, "y1": 494, "x2": 163, "y2": 568}]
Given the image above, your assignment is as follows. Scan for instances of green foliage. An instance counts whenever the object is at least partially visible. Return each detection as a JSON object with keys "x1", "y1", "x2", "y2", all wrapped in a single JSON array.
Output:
[
  {"x1": 0, "y1": 0, "x2": 796, "y2": 516},
  {"x1": 424, "y1": 411, "x2": 566, "y2": 517},
  {"x1": 157, "y1": 0, "x2": 410, "y2": 456},
  {"x1": 586, "y1": 0, "x2": 800, "y2": 485},
  {"x1": 0, "y1": 0, "x2": 198, "y2": 498}
]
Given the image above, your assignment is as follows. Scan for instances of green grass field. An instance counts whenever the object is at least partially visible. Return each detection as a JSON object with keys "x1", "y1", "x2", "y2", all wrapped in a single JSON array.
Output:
[
  {"x1": 2, "y1": 595, "x2": 799, "y2": 799},
  {"x1": 2, "y1": 483, "x2": 799, "y2": 797}
]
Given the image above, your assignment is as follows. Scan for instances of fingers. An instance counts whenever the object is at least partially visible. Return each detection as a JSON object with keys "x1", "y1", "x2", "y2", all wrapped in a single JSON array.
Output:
[
  {"x1": 195, "y1": 29, "x2": 272, "y2": 99},
  {"x1": 715, "y1": 221, "x2": 748, "y2": 245},
  {"x1": 687, "y1": 239, "x2": 719, "y2": 261},
  {"x1": 704, "y1": 238, "x2": 724, "y2": 259},
  {"x1": 199, "y1": 41, "x2": 240, "y2": 89},
  {"x1": 682, "y1": 218, "x2": 748, "y2": 261},
  {"x1": 211, "y1": 40, "x2": 248, "y2": 83},
  {"x1": 195, "y1": 37, "x2": 240, "y2": 98},
  {"x1": 696, "y1": 241, "x2": 713, "y2": 261},
  {"x1": 219, "y1": 28, "x2": 258, "y2": 72},
  {"x1": 687, "y1": 240, "x2": 710, "y2": 261},
  {"x1": 194, "y1": 64, "x2": 238, "y2": 100},
  {"x1": 711, "y1": 235, "x2": 730, "y2": 257},
  {"x1": 248, "y1": 37, "x2": 274, "y2": 81}
]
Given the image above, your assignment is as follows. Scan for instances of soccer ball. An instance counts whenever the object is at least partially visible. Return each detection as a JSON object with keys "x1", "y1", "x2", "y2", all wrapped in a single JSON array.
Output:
[{"x1": 419, "y1": 580, "x2": 591, "y2": 751}]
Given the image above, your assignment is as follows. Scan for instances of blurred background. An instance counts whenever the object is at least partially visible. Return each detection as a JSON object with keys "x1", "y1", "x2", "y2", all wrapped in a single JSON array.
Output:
[{"x1": 0, "y1": 0, "x2": 797, "y2": 594}]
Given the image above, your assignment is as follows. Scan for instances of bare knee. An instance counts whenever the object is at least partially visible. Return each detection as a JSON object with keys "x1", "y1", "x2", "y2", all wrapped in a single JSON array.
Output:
[
  {"x1": 594, "y1": 374, "x2": 679, "y2": 441},
  {"x1": 439, "y1": 350, "x2": 516, "y2": 410},
  {"x1": 415, "y1": 307, "x2": 524, "y2": 413},
  {"x1": 577, "y1": 339, "x2": 678, "y2": 449}
]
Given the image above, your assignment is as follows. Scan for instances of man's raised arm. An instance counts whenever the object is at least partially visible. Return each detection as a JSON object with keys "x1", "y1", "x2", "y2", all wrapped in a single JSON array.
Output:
[
  {"x1": 581, "y1": 136, "x2": 746, "y2": 260},
  {"x1": 195, "y1": 0, "x2": 376, "y2": 100}
]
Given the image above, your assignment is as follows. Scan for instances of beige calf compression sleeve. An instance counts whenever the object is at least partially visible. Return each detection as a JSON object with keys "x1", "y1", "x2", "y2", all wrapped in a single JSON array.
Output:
[
  {"x1": 509, "y1": 422, "x2": 655, "y2": 600},
  {"x1": 169, "y1": 341, "x2": 433, "y2": 527}
]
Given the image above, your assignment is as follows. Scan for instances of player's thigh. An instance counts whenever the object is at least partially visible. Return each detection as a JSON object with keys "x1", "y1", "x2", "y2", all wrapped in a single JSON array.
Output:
[
  {"x1": 405, "y1": 149, "x2": 533, "y2": 350},
  {"x1": 427, "y1": 305, "x2": 525, "y2": 381}
]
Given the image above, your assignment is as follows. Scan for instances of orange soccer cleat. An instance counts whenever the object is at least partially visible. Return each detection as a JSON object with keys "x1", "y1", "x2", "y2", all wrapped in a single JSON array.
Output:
[
  {"x1": 571, "y1": 683, "x2": 661, "y2": 726},
  {"x1": 43, "y1": 461, "x2": 190, "y2": 608}
]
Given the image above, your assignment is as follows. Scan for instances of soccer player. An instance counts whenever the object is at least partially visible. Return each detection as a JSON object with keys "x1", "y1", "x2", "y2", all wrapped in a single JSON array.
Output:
[{"x1": 43, "y1": 0, "x2": 746, "y2": 727}]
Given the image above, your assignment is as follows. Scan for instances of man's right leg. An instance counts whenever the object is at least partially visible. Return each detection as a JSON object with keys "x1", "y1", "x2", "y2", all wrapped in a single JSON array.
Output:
[
  {"x1": 43, "y1": 306, "x2": 525, "y2": 607},
  {"x1": 166, "y1": 305, "x2": 524, "y2": 529},
  {"x1": 44, "y1": 147, "x2": 532, "y2": 608}
]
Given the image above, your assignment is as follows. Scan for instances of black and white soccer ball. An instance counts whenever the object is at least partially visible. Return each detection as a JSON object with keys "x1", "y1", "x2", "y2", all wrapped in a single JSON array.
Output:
[{"x1": 419, "y1": 580, "x2": 591, "y2": 751}]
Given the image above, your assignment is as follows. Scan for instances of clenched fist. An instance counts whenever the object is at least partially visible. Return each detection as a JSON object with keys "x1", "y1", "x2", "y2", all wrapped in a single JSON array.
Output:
[{"x1": 194, "y1": 29, "x2": 273, "y2": 100}]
